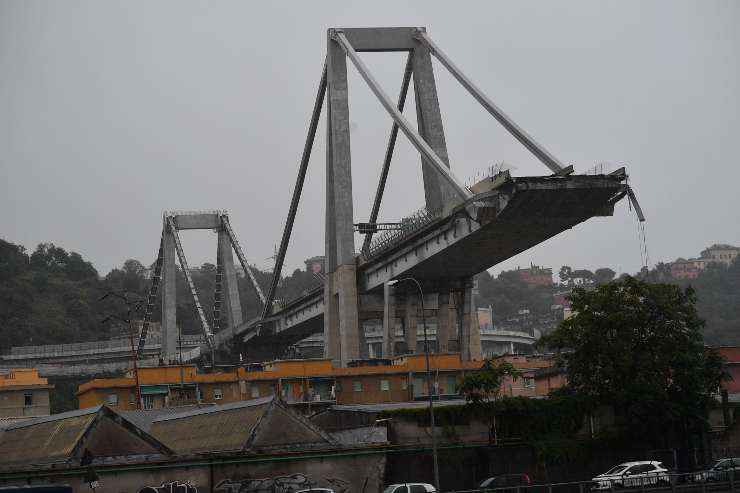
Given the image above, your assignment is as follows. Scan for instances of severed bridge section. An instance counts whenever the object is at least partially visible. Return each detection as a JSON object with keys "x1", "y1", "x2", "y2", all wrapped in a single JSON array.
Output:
[{"x1": 142, "y1": 27, "x2": 640, "y2": 368}]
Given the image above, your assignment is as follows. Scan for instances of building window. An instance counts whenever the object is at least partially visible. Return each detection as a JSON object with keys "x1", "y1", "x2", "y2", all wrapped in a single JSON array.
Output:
[
  {"x1": 23, "y1": 393, "x2": 33, "y2": 407},
  {"x1": 214, "y1": 388, "x2": 223, "y2": 400},
  {"x1": 401, "y1": 379, "x2": 408, "y2": 390},
  {"x1": 251, "y1": 386, "x2": 260, "y2": 398},
  {"x1": 107, "y1": 394, "x2": 119, "y2": 406},
  {"x1": 129, "y1": 392, "x2": 136, "y2": 405},
  {"x1": 353, "y1": 381, "x2": 362, "y2": 392},
  {"x1": 143, "y1": 395, "x2": 154, "y2": 410},
  {"x1": 380, "y1": 379, "x2": 390, "y2": 391},
  {"x1": 523, "y1": 377, "x2": 533, "y2": 388}
]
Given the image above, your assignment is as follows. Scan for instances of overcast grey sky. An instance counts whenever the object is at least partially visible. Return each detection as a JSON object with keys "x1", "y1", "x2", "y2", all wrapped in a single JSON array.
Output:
[{"x1": 1, "y1": 1, "x2": 738, "y2": 278}]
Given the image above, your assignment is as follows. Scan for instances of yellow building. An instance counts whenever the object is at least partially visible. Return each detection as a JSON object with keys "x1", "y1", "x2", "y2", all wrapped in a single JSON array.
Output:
[
  {"x1": 77, "y1": 353, "x2": 555, "y2": 410},
  {"x1": 0, "y1": 368, "x2": 54, "y2": 418}
]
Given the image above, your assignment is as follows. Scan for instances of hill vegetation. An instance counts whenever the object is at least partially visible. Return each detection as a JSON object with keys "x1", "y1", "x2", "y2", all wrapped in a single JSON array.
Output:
[{"x1": 1, "y1": 237, "x2": 738, "y2": 351}]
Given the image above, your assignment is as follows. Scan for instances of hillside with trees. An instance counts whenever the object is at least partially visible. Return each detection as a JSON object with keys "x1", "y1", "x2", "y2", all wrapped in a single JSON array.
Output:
[
  {"x1": 0, "y1": 238, "x2": 319, "y2": 351},
  {"x1": 2, "y1": 235, "x2": 739, "y2": 350}
]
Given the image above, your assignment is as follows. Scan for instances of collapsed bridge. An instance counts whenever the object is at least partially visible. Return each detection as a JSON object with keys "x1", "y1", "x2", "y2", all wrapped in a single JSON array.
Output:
[
  {"x1": 154, "y1": 27, "x2": 640, "y2": 367},
  {"x1": 2, "y1": 27, "x2": 641, "y2": 375}
]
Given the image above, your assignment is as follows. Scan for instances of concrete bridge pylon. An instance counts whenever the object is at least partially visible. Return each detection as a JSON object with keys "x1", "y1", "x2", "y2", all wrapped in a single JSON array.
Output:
[{"x1": 137, "y1": 210, "x2": 265, "y2": 364}]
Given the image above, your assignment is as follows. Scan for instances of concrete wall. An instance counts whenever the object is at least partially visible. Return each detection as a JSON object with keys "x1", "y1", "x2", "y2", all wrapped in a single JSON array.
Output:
[
  {"x1": 0, "y1": 451, "x2": 385, "y2": 493},
  {"x1": 335, "y1": 374, "x2": 412, "y2": 405},
  {"x1": 0, "y1": 388, "x2": 50, "y2": 418}
]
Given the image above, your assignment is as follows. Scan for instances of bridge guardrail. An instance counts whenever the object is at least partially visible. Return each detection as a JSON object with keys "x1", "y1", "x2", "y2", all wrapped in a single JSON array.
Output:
[
  {"x1": 6, "y1": 334, "x2": 206, "y2": 358},
  {"x1": 361, "y1": 207, "x2": 441, "y2": 261}
]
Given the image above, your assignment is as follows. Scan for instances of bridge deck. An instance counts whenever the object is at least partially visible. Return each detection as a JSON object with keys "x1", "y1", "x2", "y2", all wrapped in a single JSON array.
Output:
[{"x1": 211, "y1": 173, "x2": 626, "y2": 361}]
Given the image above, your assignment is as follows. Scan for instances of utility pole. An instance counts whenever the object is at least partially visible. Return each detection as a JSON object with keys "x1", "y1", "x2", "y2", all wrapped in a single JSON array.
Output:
[
  {"x1": 99, "y1": 291, "x2": 143, "y2": 410},
  {"x1": 388, "y1": 277, "x2": 440, "y2": 493}
]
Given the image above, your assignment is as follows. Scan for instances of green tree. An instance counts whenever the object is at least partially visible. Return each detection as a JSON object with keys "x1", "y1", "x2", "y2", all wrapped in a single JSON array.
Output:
[
  {"x1": 593, "y1": 267, "x2": 616, "y2": 285},
  {"x1": 539, "y1": 276, "x2": 728, "y2": 443},
  {"x1": 460, "y1": 359, "x2": 521, "y2": 443}
]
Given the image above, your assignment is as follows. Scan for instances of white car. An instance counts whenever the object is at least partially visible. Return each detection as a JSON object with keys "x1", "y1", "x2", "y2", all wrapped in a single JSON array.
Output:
[
  {"x1": 383, "y1": 484, "x2": 436, "y2": 493},
  {"x1": 592, "y1": 461, "x2": 670, "y2": 490}
]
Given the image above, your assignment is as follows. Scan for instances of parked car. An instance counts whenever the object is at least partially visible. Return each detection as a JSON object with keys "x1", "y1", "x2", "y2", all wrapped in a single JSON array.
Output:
[
  {"x1": 479, "y1": 474, "x2": 532, "y2": 490},
  {"x1": 591, "y1": 461, "x2": 670, "y2": 490},
  {"x1": 692, "y1": 458, "x2": 740, "y2": 482},
  {"x1": 383, "y1": 484, "x2": 436, "y2": 493}
]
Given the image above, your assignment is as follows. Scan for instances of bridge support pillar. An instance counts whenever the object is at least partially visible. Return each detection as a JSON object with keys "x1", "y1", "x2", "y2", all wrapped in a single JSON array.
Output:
[
  {"x1": 437, "y1": 290, "x2": 452, "y2": 353},
  {"x1": 161, "y1": 224, "x2": 178, "y2": 364},
  {"x1": 323, "y1": 35, "x2": 362, "y2": 366},
  {"x1": 324, "y1": 265, "x2": 360, "y2": 365},
  {"x1": 459, "y1": 282, "x2": 482, "y2": 361},
  {"x1": 404, "y1": 294, "x2": 418, "y2": 354},
  {"x1": 217, "y1": 230, "x2": 243, "y2": 334},
  {"x1": 412, "y1": 41, "x2": 455, "y2": 214},
  {"x1": 383, "y1": 282, "x2": 396, "y2": 358}
]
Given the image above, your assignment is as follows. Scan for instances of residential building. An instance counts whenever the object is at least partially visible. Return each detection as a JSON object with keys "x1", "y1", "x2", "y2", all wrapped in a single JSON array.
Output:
[
  {"x1": 514, "y1": 264, "x2": 553, "y2": 288},
  {"x1": 670, "y1": 258, "x2": 704, "y2": 279},
  {"x1": 77, "y1": 353, "x2": 556, "y2": 411},
  {"x1": 701, "y1": 244, "x2": 740, "y2": 267},
  {"x1": 0, "y1": 368, "x2": 53, "y2": 419},
  {"x1": 667, "y1": 244, "x2": 738, "y2": 279}
]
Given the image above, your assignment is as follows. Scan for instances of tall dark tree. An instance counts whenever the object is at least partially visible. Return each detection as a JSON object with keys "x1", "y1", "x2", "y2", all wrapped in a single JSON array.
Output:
[
  {"x1": 539, "y1": 276, "x2": 728, "y2": 442},
  {"x1": 593, "y1": 267, "x2": 616, "y2": 285}
]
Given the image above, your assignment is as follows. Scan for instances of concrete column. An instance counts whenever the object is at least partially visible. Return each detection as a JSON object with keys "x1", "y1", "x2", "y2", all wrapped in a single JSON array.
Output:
[
  {"x1": 324, "y1": 265, "x2": 360, "y2": 365},
  {"x1": 323, "y1": 274, "x2": 341, "y2": 362},
  {"x1": 436, "y1": 290, "x2": 451, "y2": 353},
  {"x1": 404, "y1": 294, "x2": 418, "y2": 354},
  {"x1": 323, "y1": 34, "x2": 361, "y2": 366},
  {"x1": 412, "y1": 42, "x2": 453, "y2": 213},
  {"x1": 325, "y1": 34, "x2": 356, "y2": 269},
  {"x1": 160, "y1": 225, "x2": 177, "y2": 364},
  {"x1": 460, "y1": 283, "x2": 482, "y2": 361},
  {"x1": 217, "y1": 230, "x2": 243, "y2": 333},
  {"x1": 382, "y1": 282, "x2": 396, "y2": 358}
]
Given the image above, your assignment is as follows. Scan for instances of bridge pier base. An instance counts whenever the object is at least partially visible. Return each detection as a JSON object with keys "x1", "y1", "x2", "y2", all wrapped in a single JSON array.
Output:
[
  {"x1": 459, "y1": 283, "x2": 482, "y2": 361},
  {"x1": 382, "y1": 282, "x2": 396, "y2": 358},
  {"x1": 403, "y1": 294, "x2": 418, "y2": 355},
  {"x1": 437, "y1": 290, "x2": 452, "y2": 353},
  {"x1": 323, "y1": 265, "x2": 361, "y2": 365}
]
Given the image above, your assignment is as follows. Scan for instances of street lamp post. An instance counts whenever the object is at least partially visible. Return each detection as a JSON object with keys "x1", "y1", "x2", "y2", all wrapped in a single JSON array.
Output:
[{"x1": 388, "y1": 277, "x2": 440, "y2": 493}]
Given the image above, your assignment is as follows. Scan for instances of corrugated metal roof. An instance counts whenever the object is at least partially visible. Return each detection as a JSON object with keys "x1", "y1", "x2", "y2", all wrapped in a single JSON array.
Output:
[
  {"x1": 4, "y1": 406, "x2": 101, "y2": 430},
  {"x1": 0, "y1": 406, "x2": 174, "y2": 469},
  {"x1": 0, "y1": 412, "x2": 95, "y2": 466},
  {"x1": 150, "y1": 401, "x2": 270, "y2": 454},
  {"x1": 0, "y1": 417, "x2": 34, "y2": 430},
  {"x1": 120, "y1": 404, "x2": 215, "y2": 432},
  {"x1": 152, "y1": 396, "x2": 274, "y2": 422}
]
